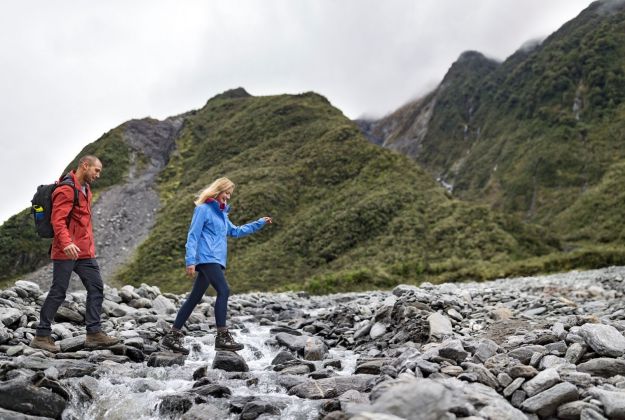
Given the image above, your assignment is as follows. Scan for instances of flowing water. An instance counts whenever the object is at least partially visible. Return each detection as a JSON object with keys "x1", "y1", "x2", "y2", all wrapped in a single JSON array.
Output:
[{"x1": 61, "y1": 318, "x2": 359, "y2": 419}]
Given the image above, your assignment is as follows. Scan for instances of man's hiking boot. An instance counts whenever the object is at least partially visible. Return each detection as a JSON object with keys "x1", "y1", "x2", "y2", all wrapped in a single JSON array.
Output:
[
  {"x1": 30, "y1": 335, "x2": 60, "y2": 353},
  {"x1": 215, "y1": 329, "x2": 244, "y2": 351},
  {"x1": 85, "y1": 331, "x2": 120, "y2": 349},
  {"x1": 160, "y1": 329, "x2": 189, "y2": 355}
]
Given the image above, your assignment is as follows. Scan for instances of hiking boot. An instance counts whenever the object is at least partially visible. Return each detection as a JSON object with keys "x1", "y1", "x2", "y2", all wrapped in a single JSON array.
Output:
[
  {"x1": 30, "y1": 335, "x2": 60, "y2": 353},
  {"x1": 160, "y1": 329, "x2": 189, "y2": 355},
  {"x1": 215, "y1": 329, "x2": 244, "y2": 351},
  {"x1": 85, "y1": 331, "x2": 120, "y2": 349}
]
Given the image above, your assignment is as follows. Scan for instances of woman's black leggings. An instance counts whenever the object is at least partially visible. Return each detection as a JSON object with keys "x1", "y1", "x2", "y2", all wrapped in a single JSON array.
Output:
[{"x1": 173, "y1": 263, "x2": 230, "y2": 329}]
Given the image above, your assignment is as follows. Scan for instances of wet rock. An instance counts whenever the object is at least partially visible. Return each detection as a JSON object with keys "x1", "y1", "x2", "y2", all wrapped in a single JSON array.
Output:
[
  {"x1": 579, "y1": 323, "x2": 625, "y2": 357},
  {"x1": 159, "y1": 394, "x2": 193, "y2": 415},
  {"x1": 289, "y1": 375, "x2": 375, "y2": 399},
  {"x1": 181, "y1": 403, "x2": 228, "y2": 420},
  {"x1": 191, "y1": 384, "x2": 231, "y2": 399},
  {"x1": 212, "y1": 351, "x2": 249, "y2": 372},
  {"x1": 0, "y1": 379, "x2": 66, "y2": 418},
  {"x1": 240, "y1": 400, "x2": 281, "y2": 419},
  {"x1": 304, "y1": 336, "x2": 328, "y2": 361},
  {"x1": 147, "y1": 352, "x2": 186, "y2": 367}
]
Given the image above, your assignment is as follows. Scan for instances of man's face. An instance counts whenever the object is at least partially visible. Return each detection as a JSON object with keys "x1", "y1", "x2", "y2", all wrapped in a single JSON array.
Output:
[{"x1": 84, "y1": 160, "x2": 102, "y2": 183}]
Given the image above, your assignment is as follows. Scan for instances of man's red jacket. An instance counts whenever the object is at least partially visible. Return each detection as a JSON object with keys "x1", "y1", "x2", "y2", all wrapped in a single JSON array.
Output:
[{"x1": 50, "y1": 171, "x2": 96, "y2": 260}]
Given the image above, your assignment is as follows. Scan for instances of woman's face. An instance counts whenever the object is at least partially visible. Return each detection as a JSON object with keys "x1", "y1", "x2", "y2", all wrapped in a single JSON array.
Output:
[{"x1": 216, "y1": 189, "x2": 233, "y2": 205}]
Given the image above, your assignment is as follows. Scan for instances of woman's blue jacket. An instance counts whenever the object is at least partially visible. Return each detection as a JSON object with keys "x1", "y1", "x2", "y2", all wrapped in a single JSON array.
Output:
[{"x1": 185, "y1": 200, "x2": 266, "y2": 268}]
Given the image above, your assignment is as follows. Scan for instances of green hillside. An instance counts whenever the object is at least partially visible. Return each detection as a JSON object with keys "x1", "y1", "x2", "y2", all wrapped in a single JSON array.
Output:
[
  {"x1": 113, "y1": 91, "x2": 557, "y2": 293},
  {"x1": 360, "y1": 1, "x2": 625, "y2": 248}
]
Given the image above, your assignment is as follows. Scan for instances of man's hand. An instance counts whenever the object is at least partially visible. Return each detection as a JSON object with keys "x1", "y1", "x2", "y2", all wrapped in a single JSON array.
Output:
[
  {"x1": 63, "y1": 243, "x2": 81, "y2": 260},
  {"x1": 186, "y1": 265, "x2": 196, "y2": 278}
]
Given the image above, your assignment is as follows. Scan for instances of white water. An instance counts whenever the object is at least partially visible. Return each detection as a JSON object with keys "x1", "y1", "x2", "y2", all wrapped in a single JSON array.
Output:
[{"x1": 62, "y1": 318, "x2": 359, "y2": 420}]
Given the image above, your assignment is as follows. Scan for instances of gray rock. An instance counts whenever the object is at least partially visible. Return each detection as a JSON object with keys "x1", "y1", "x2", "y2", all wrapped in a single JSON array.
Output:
[
  {"x1": 14, "y1": 280, "x2": 41, "y2": 296},
  {"x1": 0, "y1": 406, "x2": 53, "y2": 420},
  {"x1": 460, "y1": 362, "x2": 499, "y2": 389},
  {"x1": 580, "y1": 408, "x2": 609, "y2": 420},
  {"x1": 147, "y1": 352, "x2": 186, "y2": 368},
  {"x1": 507, "y1": 365, "x2": 538, "y2": 379},
  {"x1": 212, "y1": 351, "x2": 249, "y2": 372},
  {"x1": 578, "y1": 358, "x2": 625, "y2": 377},
  {"x1": 508, "y1": 345, "x2": 547, "y2": 364},
  {"x1": 438, "y1": 339, "x2": 468, "y2": 362},
  {"x1": 369, "y1": 322, "x2": 387, "y2": 340},
  {"x1": 498, "y1": 372, "x2": 513, "y2": 387},
  {"x1": 59, "y1": 335, "x2": 85, "y2": 352},
  {"x1": 579, "y1": 323, "x2": 625, "y2": 357},
  {"x1": 427, "y1": 313, "x2": 453, "y2": 340},
  {"x1": 54, "y1": 306, "x2": 84, "y2": 323},
  {"x1": 0, "y1": 308, "x2": 21, "y2": 327},
  {"x1": 181, "y1": 403, "x2": 228, "y2": 420},
  {"x1": 0, "y1": 380, "x2": 66, "y2": 419},
  {"x1": 521, "y1": 368, "x2": 561, "y2": 397},
  {"x1": 474, "y1": 339, "x2": 499, "y2": 363},
  {"x1": 503, "y1": 377, "x2": 525, "y2": 397},
  {"x1": 276, "y1": 332, "x2": 308, "y2": 352},
  {"x1": 101, "y1": 300, "x2": 127, "y2": 317},
  {"x1": 288, "y1": 375, "x2": 375, "y2": 399},
  {"x1": 304, "y1": 336, "x2": 328, "y2": 361},
  {"x1": 521, "y1": 382, "x2": 579, "y2": 417},
  {"x1": 588, "y1": 388, "x2": 625, "y2": 419},
  {"x1": 557, "y1": 401, "x2": 603, "y2": 420},
  {"x1": 565, "y1": 342, "x2": 587, "y2": 364},
  {"x1": 240, "y1": 400, "x2": 281, "y2": 420},
  {"x1": 152, "y1": 295, "x2": 176, "y2": 314}
]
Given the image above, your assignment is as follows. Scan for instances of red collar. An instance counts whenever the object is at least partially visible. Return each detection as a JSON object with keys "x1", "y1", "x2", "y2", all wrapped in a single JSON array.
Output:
[{"x1": 206, "y1": 197, "x2": 226, "y2": 210}]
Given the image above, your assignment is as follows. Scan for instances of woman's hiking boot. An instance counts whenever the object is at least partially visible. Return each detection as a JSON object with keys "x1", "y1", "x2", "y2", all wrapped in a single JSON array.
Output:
[
  {"x1": 30, "y1": 335, "x2": 60, "y2": 353},
  {"x1": 215, "y1": 329, "x2": 244, "y2": 351},
  {"x1": 85, "y1": 331, "x2": 120, "y2": 349},
  {"x1": 160, "y1": 329, "x2": 189, "y2": 355}
]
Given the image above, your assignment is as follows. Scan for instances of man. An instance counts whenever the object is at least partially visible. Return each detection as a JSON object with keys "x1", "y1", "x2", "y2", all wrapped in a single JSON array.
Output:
[{"x1": 30, "y1": 155, "x2": 119, "y2": 353}]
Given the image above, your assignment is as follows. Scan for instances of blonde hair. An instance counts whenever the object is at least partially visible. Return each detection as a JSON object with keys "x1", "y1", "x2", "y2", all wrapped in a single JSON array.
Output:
[{"x1": 194, "y1": 177, "x2": 235, "y2": 206}]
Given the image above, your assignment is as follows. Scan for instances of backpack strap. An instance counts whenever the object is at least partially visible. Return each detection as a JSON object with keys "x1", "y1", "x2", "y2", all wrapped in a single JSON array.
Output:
[{"x1": 58, "y1": 175, "x2": 80, "y2": 228}]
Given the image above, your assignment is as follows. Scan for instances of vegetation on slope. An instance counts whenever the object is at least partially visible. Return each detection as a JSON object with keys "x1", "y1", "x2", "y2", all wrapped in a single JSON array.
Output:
[{"x1": 114, "y1": 91, "x2": 557, "y2": 294}]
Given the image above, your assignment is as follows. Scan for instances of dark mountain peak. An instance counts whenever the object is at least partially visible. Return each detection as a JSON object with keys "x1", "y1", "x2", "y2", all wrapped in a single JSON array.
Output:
[
  {"x1": 209, "y1": 87, "x2": 252, "y2": 101},
  {"x1": 441, "y1": 50, "x2": 500, "y2": 86}
]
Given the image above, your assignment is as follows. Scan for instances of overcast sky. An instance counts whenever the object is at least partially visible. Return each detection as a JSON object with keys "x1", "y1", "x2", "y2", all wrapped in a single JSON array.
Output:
[{"x1": 0, "y1": 0, "x2": 593, "y2": 225}]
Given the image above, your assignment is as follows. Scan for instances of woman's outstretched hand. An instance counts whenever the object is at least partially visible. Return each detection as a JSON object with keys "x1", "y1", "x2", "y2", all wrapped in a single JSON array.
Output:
[
  {"x1": 186, "y1": 265, "x2": 196, "y2": 278},
  {"x1": 262, "y1": 216, "x2": 273, "y2": 224}
]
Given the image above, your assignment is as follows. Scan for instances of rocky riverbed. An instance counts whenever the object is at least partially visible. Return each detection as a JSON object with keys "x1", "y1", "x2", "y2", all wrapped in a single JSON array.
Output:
[{"x1": 2, "y1": 266, "x2": 625, "y2": 419}]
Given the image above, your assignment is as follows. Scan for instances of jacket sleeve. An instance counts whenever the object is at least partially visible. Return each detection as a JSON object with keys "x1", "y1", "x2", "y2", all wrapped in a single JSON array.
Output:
[
  {"x1": 185, "y1": 205, "x2": 206, "y2": 266},
  {"x1": 227, "y1": 217, "x2": 266, "y2": 238},
  {"x1": 51, "y1": 185, "x2": 75, "y2": 249}
]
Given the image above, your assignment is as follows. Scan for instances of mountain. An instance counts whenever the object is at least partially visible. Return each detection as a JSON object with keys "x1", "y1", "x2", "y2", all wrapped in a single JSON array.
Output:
[
  {"x1": 358, "y1": 0, "x2": 625, "y2": 247},
  {"x1": 0, "y1": 89, "x2": 558, "y2": 293}
]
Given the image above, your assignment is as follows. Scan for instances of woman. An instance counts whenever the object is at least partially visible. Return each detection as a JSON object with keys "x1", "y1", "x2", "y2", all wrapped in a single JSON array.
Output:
[{"x1": 160, "y1": 177, "x2": 271, "y2": 353}]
